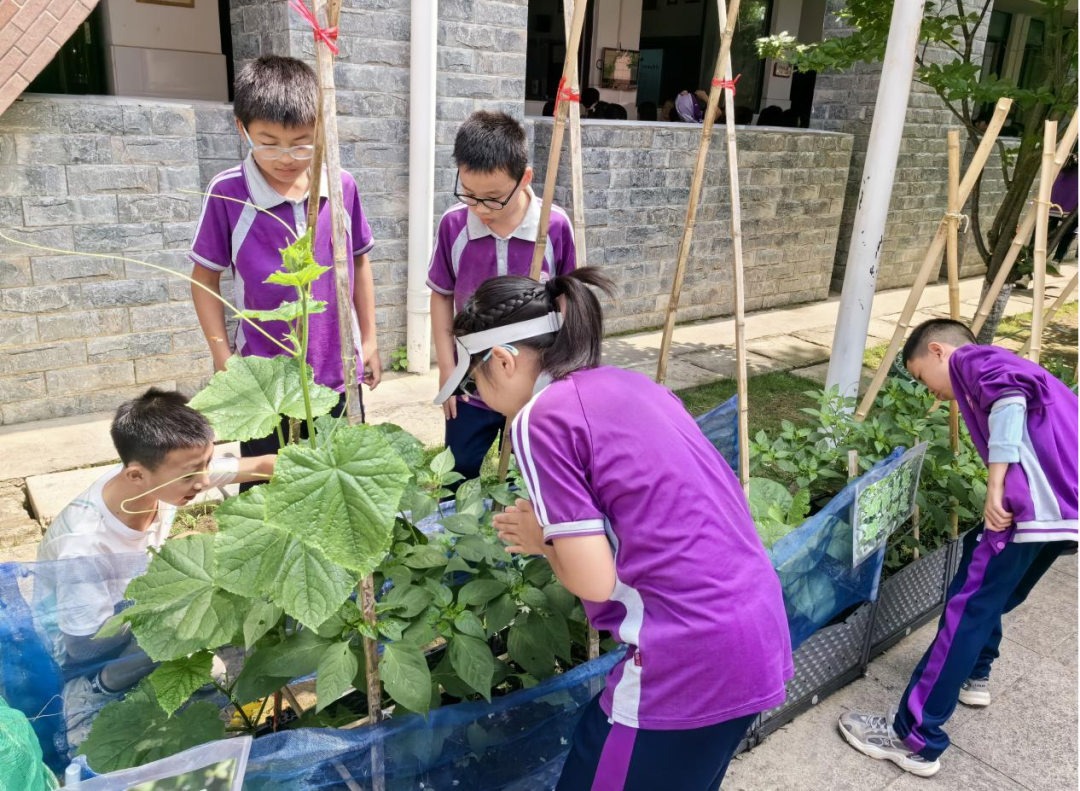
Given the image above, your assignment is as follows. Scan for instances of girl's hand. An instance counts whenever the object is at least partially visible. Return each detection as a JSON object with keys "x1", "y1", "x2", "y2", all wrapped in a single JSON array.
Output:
[
  {"x1": 494, "y1": 499, "x2": 546, "y2": 555},
  {"x1": 362, "y1": 339, "x2": 382, "y2": 390},
  {"x1": 984, "y1": 478, "x2": 1013, "y2": 532}
]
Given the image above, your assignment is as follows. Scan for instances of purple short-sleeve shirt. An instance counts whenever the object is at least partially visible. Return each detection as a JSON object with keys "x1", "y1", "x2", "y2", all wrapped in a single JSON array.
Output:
[
  {"x1": 426, "y1": 186, "x2": 577, "y2": 313},
  {"x1": 512, "y1": 366, "x2": 794, "y2": 730},
  {"x1": 189, "y1": 155, "x2": 374, "y2": 392}
]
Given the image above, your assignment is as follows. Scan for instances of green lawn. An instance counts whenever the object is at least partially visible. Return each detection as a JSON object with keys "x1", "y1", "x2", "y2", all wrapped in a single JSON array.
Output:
[{"x1": 674, "y1": 371, "x2": 818, "y2": 437}]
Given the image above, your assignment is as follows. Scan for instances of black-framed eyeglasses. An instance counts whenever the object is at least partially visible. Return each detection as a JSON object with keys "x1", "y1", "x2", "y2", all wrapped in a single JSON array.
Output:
[{"x1": 453, "y1": 171, "x2": 524, "y2": 211}]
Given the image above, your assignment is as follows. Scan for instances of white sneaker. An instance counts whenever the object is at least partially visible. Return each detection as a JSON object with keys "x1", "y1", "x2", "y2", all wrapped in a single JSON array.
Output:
[
  {"x1": 838, "y1": 711, "x2": 941, "y2": 777},
  {"x1": 62, "y1": 675, "x2": 120, "y2": 751},
  {"x1": 959, "y1": 677, "x2": 991, "y2": 707}
]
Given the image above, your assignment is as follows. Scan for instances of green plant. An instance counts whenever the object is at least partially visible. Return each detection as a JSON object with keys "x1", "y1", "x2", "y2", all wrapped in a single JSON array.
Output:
[
  {"x1": 390, "y1": 344, "x2": 409, "y2": 373},
  {"x1": 78, "y1": 234, "x2": 589, "y2": 773},
  {"x1": 748, "y1": 478, "x2": 811, "y2": 549}
]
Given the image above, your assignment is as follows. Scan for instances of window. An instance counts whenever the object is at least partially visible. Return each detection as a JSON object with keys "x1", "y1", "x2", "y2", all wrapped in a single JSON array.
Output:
[{"x1": 26, "y1": 6, "x2": 107, "y2": 96}]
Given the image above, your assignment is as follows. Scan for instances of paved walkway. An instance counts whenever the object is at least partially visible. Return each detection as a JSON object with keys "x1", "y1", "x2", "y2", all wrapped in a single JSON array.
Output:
[{"x1": 0, "y1": 271, "x2": 1075, "y2": 788}]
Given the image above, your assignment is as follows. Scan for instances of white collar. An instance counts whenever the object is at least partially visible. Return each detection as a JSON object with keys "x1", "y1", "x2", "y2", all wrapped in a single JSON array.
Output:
[
  {"x1": 465, "y1": 185, "x2": 541, "y2": 242},
  {"x1": 241, "y1": 154, "x2": 331, "y2": 209}
]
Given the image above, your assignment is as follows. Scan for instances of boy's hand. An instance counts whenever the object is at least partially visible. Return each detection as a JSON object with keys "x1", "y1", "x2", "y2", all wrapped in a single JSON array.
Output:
[
  {"x1": 362, "y1": 339, "x2": 381, "y2": 390},
  {"x1": 442, "y1": 395, "x2": 458, "y2": 420},
  {"x1": 984, "y1": 478, "x2": 1013, "y2": 532},
  {"x1": 494, "y1": 499, "x2": 546, "y2": 556},
  {"x1": 211, "y1": 344, "x2": 232, "y2": 373}
]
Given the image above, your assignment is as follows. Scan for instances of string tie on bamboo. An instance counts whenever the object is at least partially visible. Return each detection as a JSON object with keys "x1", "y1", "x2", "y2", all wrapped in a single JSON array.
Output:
[
  {"x1": 1035, "y1": 199, "x2": 1065, "y2": 216},
  {"x1": 289, "y1": 0, "x2": 339, "y2": 54},
  {"x1": 711, "y1": 74, "x2": 741, "y2": 95},
  {"x1": 944, "y1": 211, "x2": 970, "y2": 233},
  {"x1": 554, "y1": 76, "x2": 581, "y2": 118}
]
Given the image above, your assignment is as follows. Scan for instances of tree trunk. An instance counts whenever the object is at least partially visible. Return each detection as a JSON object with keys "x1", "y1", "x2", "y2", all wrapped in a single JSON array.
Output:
[{"x1": 975, "y1": 279, "x2": 1014, "y2": 344}]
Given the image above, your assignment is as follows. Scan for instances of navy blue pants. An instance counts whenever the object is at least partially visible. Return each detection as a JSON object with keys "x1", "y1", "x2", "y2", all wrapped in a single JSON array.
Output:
[
  {"x1": 444, "y1": 400, "x2": 505, "y2": 483},
  {"x1": 556, "y1": 694, "x2": 755, "y2": 791},
  {"x1": 893, "y1": 527, "x2": 1072, "y2": 760}
]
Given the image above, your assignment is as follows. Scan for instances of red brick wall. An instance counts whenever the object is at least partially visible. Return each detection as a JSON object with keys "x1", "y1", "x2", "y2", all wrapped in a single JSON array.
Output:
[{"x1": 0, "y1": 0, "x2": 99, "y2": 113}]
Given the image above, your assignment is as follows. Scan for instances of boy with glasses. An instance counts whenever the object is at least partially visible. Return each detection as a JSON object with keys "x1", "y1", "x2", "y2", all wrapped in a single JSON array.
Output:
[
  {"x1": 427, "y1": 111, "x2": 577, "y2": 483},
  {"x1": 189, "y1": 56, "x2": 380, "y2": 464}
]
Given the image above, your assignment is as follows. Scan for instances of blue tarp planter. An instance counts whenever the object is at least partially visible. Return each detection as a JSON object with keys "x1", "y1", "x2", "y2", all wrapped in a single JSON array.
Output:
[{"x1": 2, "y1": 395, "x2": 946, "y2": 786}]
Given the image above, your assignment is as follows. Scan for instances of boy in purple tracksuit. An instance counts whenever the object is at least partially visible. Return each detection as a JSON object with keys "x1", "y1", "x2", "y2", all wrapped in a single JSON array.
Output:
[{"x1": 840, "y1": 319, "x2": 1078, "y2": 777}]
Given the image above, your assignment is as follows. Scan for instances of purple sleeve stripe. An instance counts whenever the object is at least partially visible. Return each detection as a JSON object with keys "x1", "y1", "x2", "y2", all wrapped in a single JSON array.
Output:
[
  {"x1": 353, "y1": 240, "x2": 375, "y2": 257},
  {"x1": 189, "y1": 251, "x2": 229, "y2": 272},
  {"x1": 426, "y1": 279, "x2": 454, "y2": 296}
]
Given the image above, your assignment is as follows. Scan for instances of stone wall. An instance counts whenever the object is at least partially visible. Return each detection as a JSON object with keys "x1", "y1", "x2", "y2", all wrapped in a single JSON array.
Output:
[
  {"x1": 0, "y1": 94, "x2": 209, "y2": 425},
  {"x1": 811, "y1": 0, "x2": 993, "y2": 292},
  {"x1": 532, "y1": 121, "x2": 854, "y2": 333}
]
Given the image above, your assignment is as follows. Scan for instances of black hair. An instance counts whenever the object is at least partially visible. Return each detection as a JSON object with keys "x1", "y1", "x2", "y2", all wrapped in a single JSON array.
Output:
[
  {"x1": 638, "y1": 102, "x2": 657, "y2": 122},
  {"x1": 542, "y1": 100, "x2": 556, "y2": 117},
  {"x1": 111, "y1": 388, "x2": 214, "y2": 470},
  {"x1": 734, "y1": 106, "x2": 754, "y2": 125},
  {"x1": 757, "y1": 105, "x2": 785, "y2": 126},
  {"x1": 453, "y1": 268, "x2": 615, "y2": 380},
  {"x1": 453, "y1": 111, "x2": 529, "y2": 181},
  {"x1": 902, "y1": 319, "x2": 976, "y2": 365},
  {"x1": 581, "y1": 87, "x2": 600, "y2": 108},
  {"x1": 233, "y1": 56, "x2": 318, "y2": 128}
]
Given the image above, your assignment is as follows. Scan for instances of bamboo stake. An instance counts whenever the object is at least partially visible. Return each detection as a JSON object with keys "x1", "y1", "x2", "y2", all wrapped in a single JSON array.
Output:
[
  {"x1": 848, "y1": 450, "x2": 860, "y2": 480},
  {"x1": 562, "y1": 0, "x2": 588, "y2": 267},
  {"x1": 716, "y1": 0, "x2": 750, "y2": 492},
  {"x1": 1018, "y1": 273, "x2": 1078, "y2": 357},
  {"x1": 1029, "y1": 120, "x2": 1058, "y2": 364},
  {"x1": 305, "y1": 4, "x2": 384, "y2": 785},
  {"x1": 946, "y1": 131, "x2": 961, "y2": 483},
  {"x1": 971, "y1": 111, "x2": 1078, "y2": 337},
  {"x1": 855, "y1": 98, "x2": 1012, "y2": 421},
  {"x1": 655, "y1": 0, "x2": 742, "y2": 386},
  {"x1": 306, "y1": 102, "x2": 325, "y2": 234},
  {"x1": 497, "y1": 0, "x2": 590, "y2": 483},
  {"x1": 912, "y1": 504, "x2": 920, "y2": 560}
]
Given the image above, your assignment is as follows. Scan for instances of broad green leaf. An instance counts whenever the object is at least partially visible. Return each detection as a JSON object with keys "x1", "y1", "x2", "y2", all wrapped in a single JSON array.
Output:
[
  {"x1": 379, "y1": 642, "x2": 432, "y2": 714},
  {"x1": 522, "y1": 559, "x2": 554, "y2": 587},
  {"x1": 268, "y1": 535, "x2": 358, "y2": 628},
  {"x1": 240, "y1": 299, "x2": 327, "y2": 324},
  {"x1": 382, "y1": 584, "x2": 433, "y2": 618},
  {"x1": 215, "y1": 488, "x2": 285, "y2": 597},
  {"x1": 243, "y1": 599, "x2": 283, "y2": 650},
  {"x1": 440, "y1": 514, "x2": 479, "y2": 535},
  {"x1": 79, "y1": 685, "x2": 224, "y2": 774},
  {"x1": 401, "y1": 617, "x2": 437, "y2": 648},
  {"x1": 262, "y1": 629, "x2": 333, "y2": 677},
  {"x1": 519, "y1": 585, "x2": 548, "y2": 611},
  {"x1": 232, "y1": 642, "x2": 292, "y2": 704},
  {"x1": 485, "y1": 593, "x2": 517, "y2": 636},
  {"x1": 540, "y1": 610, "x2": 572, "y2": 662},
  {"x1": 315, "y1": 603, "x2": 357, "y2": 639},
  {"x1": 421, "y1": 578, "x2": 454, "y2": 607},
  {"x1": 543, "y1": 582, "x2": 576, "y2": 619},
  {"x1": 375, "y1": 423, "x2": 426, "y2": 469},
  {"x1": 124, "y1": 536, "x2": 241, "y2": 661},
  {"x1": 507, "y1": 612, "x2": 556, "y2": 679},
  {"x1": 147, "y1": 651, "x2": 213, "y2": 716},
  {"x1": 316, "y1": 641, "x2": 359, "y2": 713},
  {"x1": 265, "y1": 424, "x2": 411, "y2": 574},
  {"x1": 458, "y1": 579, "x2": 506, "y2": 607},
  {"x1": 189, "y1": 354, "x2": 338, "y2": 442},
  {"x1": 266, "y1": 264, "x2": 332, "y2": 288},
  {"x1": 429, "y1": 447, "x2": 455, "y2": 479},
  {"x1": 313, "y1": 414, "x2": 344, "y2": 449},
  {"x1": 378, "y1": 618, "x2": 406, "y2": 642},
  {"x1": 433, "y1": 653, "x2": 474, "y2": 699},
  {"x1": 452, "y1": 535, "x2": 492, "y2": 563},
  {"x1": 444, "y1": 556, "x2": 474, "y2": 575},
  {"x1": 453, "y1": 610, "x2": 487, "y2": 640},
  {"x1": 449, "y1": 634, "x2": 494, "y2": 700},
  {"x1": 403, "y1": 544, "x2": 449, "y2": 569}
]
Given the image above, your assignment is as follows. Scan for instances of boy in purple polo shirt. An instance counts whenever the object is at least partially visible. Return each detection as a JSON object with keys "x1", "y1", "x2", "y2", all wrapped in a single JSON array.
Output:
[
  {"x1": 189, "y1": 56, "x2": 379, "y2": 465},
  {"x1": 435, "y1": 269, "x2": 792, "y2": 789},
  {"x1": 428, "y1": 111, "x2": 576, "y2": 483},
  {"x1": 840, "y1": 319, "x2": 1078, "y2": 778}
]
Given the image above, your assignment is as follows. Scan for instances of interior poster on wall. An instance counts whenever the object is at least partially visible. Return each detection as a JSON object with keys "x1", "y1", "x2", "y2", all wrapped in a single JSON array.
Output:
[
  {"x1": 601, "y1": 48, "x2": 640, "y2": 91},
  {"x1": 852, "y1": 442, "x2": 928, "y2": 567}
]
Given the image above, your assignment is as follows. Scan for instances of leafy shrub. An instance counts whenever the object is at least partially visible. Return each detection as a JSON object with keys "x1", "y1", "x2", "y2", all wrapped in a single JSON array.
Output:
[{"x1": 748, "y1": 478, "x2": 810, "y2": 549}]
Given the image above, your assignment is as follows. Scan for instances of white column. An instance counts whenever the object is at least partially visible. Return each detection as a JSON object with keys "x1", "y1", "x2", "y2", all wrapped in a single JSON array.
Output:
[
  {"x1": 405, "y1": 0, "x2": 437, "y2": 373},
  {"x1": 825, "y1": 0, "x2": 923, "y2": 400}
]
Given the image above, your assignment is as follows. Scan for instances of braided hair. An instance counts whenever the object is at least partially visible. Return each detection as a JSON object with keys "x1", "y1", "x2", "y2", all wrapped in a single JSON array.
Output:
[{"x1": 453, "y1": 267, "x2": 615, "y2": 380}]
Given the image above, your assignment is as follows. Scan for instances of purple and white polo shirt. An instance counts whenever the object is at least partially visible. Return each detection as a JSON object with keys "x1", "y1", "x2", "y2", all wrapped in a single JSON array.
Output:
[
  {"x1": 512, "y1": 366, "x2": 793, "y2": 730},
  {"x1": 426, "y1": 186, "x2": 577, "y2": 314},
  {"x1": 189, "y1": 155, "x2": 374, "y2": 392}
]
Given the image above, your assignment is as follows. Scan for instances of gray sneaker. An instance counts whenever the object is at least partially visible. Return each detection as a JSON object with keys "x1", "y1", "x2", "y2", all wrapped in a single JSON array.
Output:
[
  {"x1": 838, "y1": 711, "x2": 941, "y2": 777},
  {"x1": 62, "y1": 675, "x2": 120, "y2": 753},
  {"x1": 959, "y1": 677, "x2": 991, "y2": 707}
]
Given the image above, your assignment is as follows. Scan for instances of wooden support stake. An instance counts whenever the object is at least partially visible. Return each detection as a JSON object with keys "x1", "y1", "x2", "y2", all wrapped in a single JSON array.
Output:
[
  {"x1": 971, "y1": 111, "x2": 1078, "y2": 337},
  {"x1": 848, "y1": 450, "x2": 860, "y2": 480},
  {"x1": 946, "y1": 130, "x2": 961, "y2": 460},
  {"x1": 306, "y1": 4, "x2": 384, "y2": 785},
  {"x1": 1018, "y1": 272, "x2": 1078, "y2": 357},
  {"x1": 655, "y1": 0, "x2": 742, "y2": 387},
  {"x1": 912, "y1": 504, "x2": 920, "y2": 560},
  {"x1": 1029, "y1": 120, "x2": 1058, "y2": 364},
  {"x1": 497, "y1": 0, "x2": 590, "y2": 482},
  {"x1": 855, "y1": 98, "x2": 1012, "y2": 422},
  {"x1": 562, "y1": 0, "x2": 588, "y2": 267}
]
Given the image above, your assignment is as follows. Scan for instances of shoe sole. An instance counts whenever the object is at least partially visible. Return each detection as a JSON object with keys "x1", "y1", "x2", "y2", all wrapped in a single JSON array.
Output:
[
  {"x1": 958, "y1": 691, "x2": 990, "y2": 707},
  {"x1": 838, "y1": 718, "x2": 941, "y2": 778}
]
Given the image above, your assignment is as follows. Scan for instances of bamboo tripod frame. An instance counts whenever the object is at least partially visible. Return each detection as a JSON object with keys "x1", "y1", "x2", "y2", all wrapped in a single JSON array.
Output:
[
  {"x1": 854, "y1": 98, "x2": 1013, "y2": 422},
  {"x1": 1018, "y1": 272, "x2": 1078, "y2": 358},
  {"x1": 946, "y1": 130, "x2": 961, "y2": 541},
  {"x1": 970, "y1": 112, "x2": 1078, "y2": 338},
  {"x1": 1029, "y1": 120, "x2": 1059, "y2": 364}
]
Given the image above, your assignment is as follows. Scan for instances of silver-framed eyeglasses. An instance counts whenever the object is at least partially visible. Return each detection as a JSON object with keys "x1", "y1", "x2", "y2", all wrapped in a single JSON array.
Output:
[{"x1": 242, "y1": 125, "x2": 315, "y2": 161}]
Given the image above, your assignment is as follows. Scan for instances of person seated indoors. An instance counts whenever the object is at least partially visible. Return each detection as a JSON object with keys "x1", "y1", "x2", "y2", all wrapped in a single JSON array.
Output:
[
  {"x1": 756, "y1": 105, "x2": 785, "y2": 126},
  {"x1": 35, "y1": 389, "x2": 275, "y2": 750}
]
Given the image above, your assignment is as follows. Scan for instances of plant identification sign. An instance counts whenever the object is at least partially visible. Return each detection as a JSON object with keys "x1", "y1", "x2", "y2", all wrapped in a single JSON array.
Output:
[{"x1": 852, "y1": 443, "x2": 928, "y2": 566}]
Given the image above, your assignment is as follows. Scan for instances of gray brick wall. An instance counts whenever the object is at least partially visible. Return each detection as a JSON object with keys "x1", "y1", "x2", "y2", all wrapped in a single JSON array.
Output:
[
  {"x1": 0, "y1": 95, "x2": 209, "y2": 425},
  {"x1": 812, "y1": 0, "x2": 994, "y2": 291},
  {"x1": 532, "y1": 121, "x2": 853, "y2": 333}
]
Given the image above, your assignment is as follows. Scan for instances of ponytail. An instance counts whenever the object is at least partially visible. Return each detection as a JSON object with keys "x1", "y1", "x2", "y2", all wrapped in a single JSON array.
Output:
[{"x1": 453, "y1": 267, "x2": 614, "y2": 379}]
